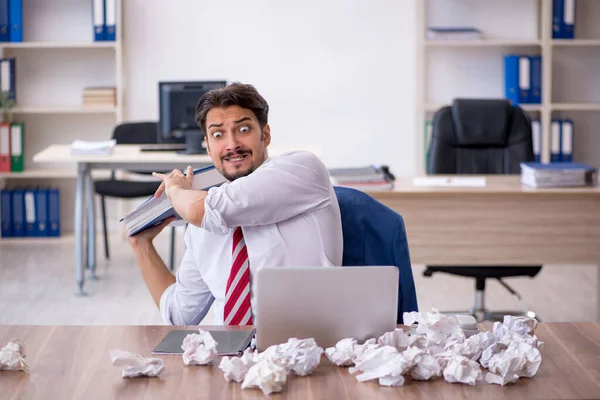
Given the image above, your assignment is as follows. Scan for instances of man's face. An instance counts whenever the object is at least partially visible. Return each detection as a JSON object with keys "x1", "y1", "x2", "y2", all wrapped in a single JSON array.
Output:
[{"x1": 204, "y1": 105, "x2": 271, "y2": 182}]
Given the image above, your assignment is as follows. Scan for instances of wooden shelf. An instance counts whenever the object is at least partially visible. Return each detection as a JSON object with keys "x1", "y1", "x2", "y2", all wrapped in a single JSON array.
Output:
[
  {"x1": 424, "y1": 39, "x2": 542, "y2": 47},
  {"x1": 12, "y1": 105, "x2": 118, "y2": 114},
  {"x1": 0, "y1": 41, "x2": 117, "y2": 49},
  {"x1": 551, "y1": 103, "x2": 600, "y2": 111},
  {"x1": 552, "y1": 39, "x2": 600, "y2": 47},
  {"x1": 424, "y1": 103, "x2": 543, "y2": 112},
  {"x1": 0, "y1": 169, "x2": 112, "y2": 179}
]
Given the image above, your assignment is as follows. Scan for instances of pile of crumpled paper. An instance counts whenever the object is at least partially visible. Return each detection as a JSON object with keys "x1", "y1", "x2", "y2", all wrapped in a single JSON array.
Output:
[{"x1": 325, "y1": 310, "x2": 543, "y2": 387}]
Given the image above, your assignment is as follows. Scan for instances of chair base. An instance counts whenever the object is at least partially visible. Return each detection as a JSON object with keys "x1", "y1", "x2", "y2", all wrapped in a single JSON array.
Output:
[{"x1": 440, "y1": 309, "x2": 539, "y2": 323}]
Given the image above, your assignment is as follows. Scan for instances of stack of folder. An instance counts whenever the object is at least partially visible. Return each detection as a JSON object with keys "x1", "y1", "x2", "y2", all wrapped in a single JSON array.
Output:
[
  {"x1": 0, "y1": 187, "x2": 60, "y2": 238},
  {"x1": 520, "y1": 162, "x2": 597, "y2": 188},
  {"x1": 92, "y1": 0, "x2": 117, "y2": 41},
  {"x1": 0, "y1": 121, "x2": 24, "y2": 172},
  {"x1": 82, "y1": 87, "x2": 116, "y2": 107},
  {"x1": 328, "y1": 165, "x2": 395, "y2": 191},
  {"x1": 504, "y1": 54, "x2": 542, "y2": 105},
  {"x1": 553, "y1": 0, "x2": 576, "y2": 39}
]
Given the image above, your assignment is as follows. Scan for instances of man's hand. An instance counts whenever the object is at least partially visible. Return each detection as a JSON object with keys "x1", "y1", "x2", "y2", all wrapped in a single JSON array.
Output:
[
  {"x1": 153, "y1": 166, "x2": 194, "y2": 199},
  {"x1": 128, "y1": 217, "x2": 176, "y2": 249}
]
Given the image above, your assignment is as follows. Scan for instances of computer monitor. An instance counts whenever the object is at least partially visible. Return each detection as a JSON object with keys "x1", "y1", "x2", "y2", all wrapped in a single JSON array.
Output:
[{"x1": 158, "y1": 80, "x2": 227, "y2": 154}]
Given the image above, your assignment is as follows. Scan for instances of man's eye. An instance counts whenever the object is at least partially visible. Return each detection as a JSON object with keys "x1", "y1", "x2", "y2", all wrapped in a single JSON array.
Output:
[
  {"x1": 212, "y1": 131, "x2": 222, "y2": 138},
  {"x1": 239, "y1": 126, "x2": 250, "y2": 133}
]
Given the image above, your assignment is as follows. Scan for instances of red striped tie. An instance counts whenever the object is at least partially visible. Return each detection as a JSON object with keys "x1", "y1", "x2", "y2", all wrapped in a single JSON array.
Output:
[{"x1": 223, "y1": 227, "x2": 253, "y2": 325}]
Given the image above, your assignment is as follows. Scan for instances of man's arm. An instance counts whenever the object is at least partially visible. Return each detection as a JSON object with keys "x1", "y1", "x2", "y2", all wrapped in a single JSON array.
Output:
[{"x1": 129, "y1": 218, "x2": 176, "y2": 307}]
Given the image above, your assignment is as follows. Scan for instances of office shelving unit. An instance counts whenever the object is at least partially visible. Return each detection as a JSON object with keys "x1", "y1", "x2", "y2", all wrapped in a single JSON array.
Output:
[
  {"x1": 416, "y1": 0, "x2": 600, "y2": 174},
  {"x1": 0, "y1": 0, "x2": 124, "y2": 237}
]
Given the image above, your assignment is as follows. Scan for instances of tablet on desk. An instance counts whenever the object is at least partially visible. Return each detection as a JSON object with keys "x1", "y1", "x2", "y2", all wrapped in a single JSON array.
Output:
[{"x1": 152, "y1": 329, "x2": 255, "y2": 356}]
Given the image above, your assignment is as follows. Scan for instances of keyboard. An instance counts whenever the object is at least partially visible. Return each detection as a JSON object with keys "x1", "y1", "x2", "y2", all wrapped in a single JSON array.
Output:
[{"x1": 139, "y1": 144, "x2": 187, "y2": 152}]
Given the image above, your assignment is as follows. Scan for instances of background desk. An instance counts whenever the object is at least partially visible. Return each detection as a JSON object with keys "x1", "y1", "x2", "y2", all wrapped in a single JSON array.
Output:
[
  {"x1": 0, "y1": 323, "x2": 599, "y2": 399},
  {"x1": 369, "y1": 176, "x2": 600, "y2": 320},
  {"x1": 33, "y1": 144, "x2": 215, "y2": 295}
]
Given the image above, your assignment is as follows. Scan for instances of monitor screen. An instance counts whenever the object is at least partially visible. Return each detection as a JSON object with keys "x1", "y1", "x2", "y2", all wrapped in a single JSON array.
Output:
[{"x1": 158, "y1": 81, "x2": 227, "y2": 143}]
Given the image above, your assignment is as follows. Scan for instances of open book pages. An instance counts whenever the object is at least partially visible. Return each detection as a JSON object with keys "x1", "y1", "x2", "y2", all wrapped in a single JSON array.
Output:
[{"x1": 120, "y1": 166, "x2": 226, "y2": 236}]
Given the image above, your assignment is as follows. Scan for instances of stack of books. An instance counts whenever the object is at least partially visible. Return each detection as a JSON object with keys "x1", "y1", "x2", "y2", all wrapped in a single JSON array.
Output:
[
  {"x1": 520, "y1": 162, "x2": 598, "y2": 188},
  {"x1": 328, "y1": 165, "x2": 394, "y2": 191},
  {"x1": 82, "y1": 87, "x2": 116, "y2": 107},
  {"x1": 121, "y1": 166, "x2": 227, "y2": 236},
  {"x1": 426, "y1": 27, "x2": 483, "y2": 40}
]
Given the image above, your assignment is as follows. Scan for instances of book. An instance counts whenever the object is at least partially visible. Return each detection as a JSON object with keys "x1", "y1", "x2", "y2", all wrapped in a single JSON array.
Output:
[
  {"x1": 426, "y1": 27, "x2": 483, "y2": 40},
  {"x1": 70, "y1": 139, "x2": 116, "y2": 156},
  {"x1": 120, "y1": 165, "x2": 226, "y2": 236},
  {"x1": 520, "y1": 162, "x2": 598, "y2": 188}
]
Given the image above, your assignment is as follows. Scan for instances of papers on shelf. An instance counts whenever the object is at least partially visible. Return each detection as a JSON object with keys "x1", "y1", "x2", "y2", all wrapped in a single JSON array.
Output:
[
  {"x1": 412, "y1": 177, "x2": 487, "y2": 188},
  {"x1": 70, "y1": 139, "x2": 116, "y2": 156}
]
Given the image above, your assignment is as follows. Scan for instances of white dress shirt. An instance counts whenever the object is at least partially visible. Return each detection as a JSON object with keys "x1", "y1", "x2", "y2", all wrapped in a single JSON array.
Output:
[{"x1": 159, "y1": 151, "x2": 343, "y2": 325}]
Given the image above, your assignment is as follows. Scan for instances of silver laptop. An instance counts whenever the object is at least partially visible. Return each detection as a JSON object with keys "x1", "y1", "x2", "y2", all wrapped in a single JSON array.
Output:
[{"x1": 254, "y1": 266, "x2": 399, "y2": 351}]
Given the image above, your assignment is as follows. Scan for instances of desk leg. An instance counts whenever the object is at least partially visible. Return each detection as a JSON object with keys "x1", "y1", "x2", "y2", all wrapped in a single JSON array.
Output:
[
  {"x1": 85, "y1": 170, "x2": 97, "y2": 280},
  {"x1": 75, "y1": 163, "x2": 87, "y2": 295}
]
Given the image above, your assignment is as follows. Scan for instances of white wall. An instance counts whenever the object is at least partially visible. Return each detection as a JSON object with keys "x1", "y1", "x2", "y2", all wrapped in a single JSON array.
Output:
[{"x1": 123, "y1": 0, "x2": 418, "y2": 175}]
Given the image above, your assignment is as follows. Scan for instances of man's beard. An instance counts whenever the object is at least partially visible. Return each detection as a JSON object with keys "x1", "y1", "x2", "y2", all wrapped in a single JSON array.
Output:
[{"x1": 220, "y1": 149, "x2": 258, "y2": 181}]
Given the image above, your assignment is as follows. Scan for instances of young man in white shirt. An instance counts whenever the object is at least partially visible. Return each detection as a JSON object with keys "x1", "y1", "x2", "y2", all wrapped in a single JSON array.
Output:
[{"x1": 129, "y1": 82, "x2": 343, "y2": 326}]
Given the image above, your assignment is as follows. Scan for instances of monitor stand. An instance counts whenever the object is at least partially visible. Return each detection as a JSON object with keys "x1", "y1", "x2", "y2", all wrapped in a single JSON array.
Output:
[{"x1": 177, "y1": 130, "x2": 207, "y2": 155}]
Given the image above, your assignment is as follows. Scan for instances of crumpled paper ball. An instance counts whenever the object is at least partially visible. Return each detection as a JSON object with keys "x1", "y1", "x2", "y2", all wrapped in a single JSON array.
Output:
[
  {"x1": 110, "y1": 349, "x2": 164, "y2": 378},
  {"x1": 257, "y1": 338, "x2": 323, "y2": 376},
  {"x1": 325, "y1": 338, "x2": 357, "y2": 367},
  {"x1": 182, "y1": 329, "x2": 218, "y2": 366},
  {"x1": 219, "y1": 348, "x2": 257, "y2": 383},
  {"x1": 443, "y1": 354, "x2": 483, "y2": 386},
  {"x1": 0, "y1": 339, "x2": 29, "y2": 372},
  {"x1": 241, "y1": 359, "x2": 288, "y2": 395}
]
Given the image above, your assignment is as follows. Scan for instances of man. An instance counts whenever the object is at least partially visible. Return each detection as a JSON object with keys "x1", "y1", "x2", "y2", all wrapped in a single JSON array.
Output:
[{"x1": 129, "y1": 82, "x2": 343, "y2": 326}]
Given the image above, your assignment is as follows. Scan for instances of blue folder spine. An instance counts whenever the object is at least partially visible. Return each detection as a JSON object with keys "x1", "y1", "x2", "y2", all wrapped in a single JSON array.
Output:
[
  {"x1": 530, "y1": 56, "x2": 542, "y2": 104},
  {"x1": 7, "y1": 0, "x2": 21, "y2": 42},
  {"x1": 504, "y1": 55, "x2": 519, "y2": 105},
  {"x1": 11, "y1": 188, "x2": 24, "y2": 237},
  {"x1": 105, "y1": 0, "x2": 116, "y2": 41},
  {"x1": 35, "y1": 189, "x2": 48, "y2": 236},
  {"x1": 1, "y1": 188, "x2": 11, "y2": 237},
  {"x1": 562, "y1": 0, "x2": 575, "y2": 39},
  {"x1": 0, "y1": 0, "x2": 8, "y2": 42},
  {"x1": 24, "y1": 188, "x2": 36, "y2": 236},
  {"x1": 48, "y1": 188, "x2": 60, "y2": 237},
  {"x1": 552, "y1": 0, "x2": 564, "y2": 38},
  {"x1": 92, "y1": 0, "x2": 106, "y2": 41}
]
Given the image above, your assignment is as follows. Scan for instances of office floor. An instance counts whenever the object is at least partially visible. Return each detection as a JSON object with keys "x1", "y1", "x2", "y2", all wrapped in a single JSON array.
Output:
[{"x1": 0, "y1": 228, "x2": 597, "y2": 325}]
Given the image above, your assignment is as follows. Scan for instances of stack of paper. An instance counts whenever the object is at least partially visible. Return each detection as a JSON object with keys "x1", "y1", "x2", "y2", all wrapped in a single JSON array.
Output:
[
  {"x1": 520, "y1": 162, "x2": 598, "y2": 188},
  {"x1": 121, "y1": 166, "x2": 226, "y2": 236},
  {"x1": 328, "y1": 165, "x2": 394, "y2": 191},
  {"x1": 70, "y1": 139, "x2": 117, "y2": 156},
  {"x1": 426, "y1": 27, "x2": 483, "y2": 40}
]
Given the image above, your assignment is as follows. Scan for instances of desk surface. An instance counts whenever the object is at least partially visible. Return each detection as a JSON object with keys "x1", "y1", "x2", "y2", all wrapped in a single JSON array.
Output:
[
  {"x1": 1, "y1": 323, "x2": 599, "y2": 399},
  {"x1": 32, "y1": 144, "x2": 320, "y2": 165}
]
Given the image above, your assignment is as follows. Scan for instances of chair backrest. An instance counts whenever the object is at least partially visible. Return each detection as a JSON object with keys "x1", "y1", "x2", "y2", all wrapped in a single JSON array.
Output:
[
  {"x1": 113, "y1": 122, "x2": 158, "y2": 144},
  {"x1": 428, "y1": 99, "x2": 535, "y2": 174},
  {"x1": 333, "y1": 186, "x2": 419, "y2": 324}
]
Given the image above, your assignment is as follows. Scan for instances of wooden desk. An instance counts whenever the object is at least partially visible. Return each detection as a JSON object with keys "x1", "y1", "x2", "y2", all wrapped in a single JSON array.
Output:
[
  {"x1": 368, "y1": 176, "x2": 600, "y2": 320},
  {"x1": 1, "y1": 324, "x2": 599, "y2": 399}
]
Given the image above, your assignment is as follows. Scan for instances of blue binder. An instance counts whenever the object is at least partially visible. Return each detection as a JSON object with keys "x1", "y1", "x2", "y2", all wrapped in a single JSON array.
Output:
[
  {"x1": 562, "y1": 0, "x2": 575, "y2": 39},
  {"x1": 7, "y1": 0, "x2": 21, "y2": 42},
  {"x1": 560, "y1": 119, "x2": 574, "y2": 162},
  {"x1": 531, "y1": 120, "x2": 542, "y2": 163},
  {"x1": 0, "y1": 58, "x2": 16, "y2": 101},
  {"x1": 24, "y1": 188, "x2": 36, "y2": 236},
  {"x1": 530, "y1": 56, "x2": 542, "y2": 104},
  {"x1": 92, "y1": 0, "x2": 106, "y2": 41},
  {"x1": 0, "y1": 0, "x2": 8, "y2": 42},
  {"x1": 1, "y1": 188, "x2": 11, "y2": 237},
  {"x1": 552, "y1": 0, "x2": 564, "y2": 38},
  {"x1": 504, "y1": 55, "x2": 520, "y2": 105},
  {"x1": 11, "y1": 188, "x2": 24, "y2": 237},
  {"x1": 35, "y1": 188, "x2": 48, "y2": 236},
  {"x1": 48, "y1": 188, "x2": 60, "y2": 237},
  {"x1": 105, "y1": 0, "x2": 116, "y2": 41},
  {"x1": 550, "y1": 119, "x2": 562, "y2": 162}
]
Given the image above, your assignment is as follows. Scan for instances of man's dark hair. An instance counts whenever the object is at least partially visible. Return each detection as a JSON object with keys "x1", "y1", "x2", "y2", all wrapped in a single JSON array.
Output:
[{"x1": 195, "y1": 82, "x2": 269, "y2": 133}]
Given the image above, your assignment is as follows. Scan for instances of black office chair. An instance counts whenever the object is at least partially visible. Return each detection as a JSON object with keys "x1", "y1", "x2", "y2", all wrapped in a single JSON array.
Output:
[
  {"x1": 94, "y1": 122, "x2": 178, "y2": 271},
  {"x1": 425, "y1": 98, "x2": 542, "y2": 322}
]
